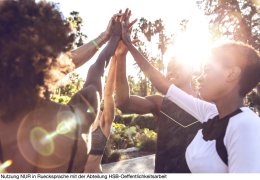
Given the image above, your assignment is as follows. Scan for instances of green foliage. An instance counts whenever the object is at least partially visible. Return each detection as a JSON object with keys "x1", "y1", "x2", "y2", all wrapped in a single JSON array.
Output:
[
  {"x1": 108, "y1": 119, "x2": 157, "y2": 151},
  {"x1": 132, "y1": 18, "x2": 173, "y2": 96},
  {"x1": 67, "y1": 11, "x2": 87, "y2": 48},
  {"x1": 135, "y1": 128, "x2": 157, "y2": 153},
  {"x1": 114, "y1": 114, "x2": 157, "y2": 131},
  {"x1": 131, "y1": 114, "x2": 158, "y2": 131},
  {"x1": 51, "y1": 73, "x2": 84, "y2": 104},
  {"x1": 109, "y1": 123, "x2": 136, "y2": 149},
  {"x1": 114, "y1": 114, "x2": 138, "y2": 125}
]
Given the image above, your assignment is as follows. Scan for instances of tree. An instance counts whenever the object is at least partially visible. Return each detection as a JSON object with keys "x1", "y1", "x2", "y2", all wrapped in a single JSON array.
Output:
[
  {"x1": 51, "y1": 73, "x2": 84, "y2": 104},
  {"x1": 67, "y1": 11, "x2": 87, "y2": 48},
  {"x1": 197, "y1": 0, "x2": 259, "y2": 50},
  {"x1": 51, "y1": 11, "x2": 87, "y2": 104},
  {"x1": 132, "y1": 18, "x2": 173, "y2": 96}
]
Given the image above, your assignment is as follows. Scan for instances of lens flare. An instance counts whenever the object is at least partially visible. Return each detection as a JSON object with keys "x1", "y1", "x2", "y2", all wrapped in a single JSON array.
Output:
[
  {"x1": 17, "y1": 108, "x2": 79, "y2": 169},
  {"x1": 56, "y1": 118, "x2": 76, "y2": 135},
  {"x1": 0, "y1": 160, "x2": 12, "y2": 173},
  {"x1": 30, "y1": 116, "x2": 78, "y2": 156},
  {"x1": 30, "y1": 127, "x2": 54, "y2": 156}
]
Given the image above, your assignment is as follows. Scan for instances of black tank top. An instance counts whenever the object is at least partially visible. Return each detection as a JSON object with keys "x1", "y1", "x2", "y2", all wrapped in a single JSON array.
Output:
[{"x1": 155, "y1": 98, "x2": 202, "y2": 173}]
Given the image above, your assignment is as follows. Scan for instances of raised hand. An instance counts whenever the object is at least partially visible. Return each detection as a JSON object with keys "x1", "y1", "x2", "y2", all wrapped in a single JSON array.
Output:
[
  {"x1": 121, "y1": 9, "x2": 137, "y2": 46},
  {"x1": 103, "y1": 11, "x2": 124, "y2": 40},
  {"x1": 121, "y1": 9, "x2": 131, "y2": 44}
]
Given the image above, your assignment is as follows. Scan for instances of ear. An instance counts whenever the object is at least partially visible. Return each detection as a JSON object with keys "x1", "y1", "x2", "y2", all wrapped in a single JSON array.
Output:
[{"x1": 226, "y1": 66, "x2": 241, "y2": 82}]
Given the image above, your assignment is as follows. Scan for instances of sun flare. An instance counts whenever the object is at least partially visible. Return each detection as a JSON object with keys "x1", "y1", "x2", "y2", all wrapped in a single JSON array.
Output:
[{"x1": 165, "y1": 17, "x2": 212, "y2": 71}]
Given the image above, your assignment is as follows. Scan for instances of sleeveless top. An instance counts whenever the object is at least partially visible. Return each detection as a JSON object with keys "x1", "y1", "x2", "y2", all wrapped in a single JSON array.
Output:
[
  {"x1": 89, "y1": 126, "x2": 107, "y2": 155},
  {"x1": 155, "y1": 98, "x2": 202, "y2": 173}
]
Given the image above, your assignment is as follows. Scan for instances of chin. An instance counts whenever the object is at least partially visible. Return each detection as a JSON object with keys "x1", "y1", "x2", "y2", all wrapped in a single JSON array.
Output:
[
  {"x1": 200, "y1": 94, "x2": 215, "y2": 103},
  {"x1": 199, "y1": 89, "x2": 211, "y2": 101}
]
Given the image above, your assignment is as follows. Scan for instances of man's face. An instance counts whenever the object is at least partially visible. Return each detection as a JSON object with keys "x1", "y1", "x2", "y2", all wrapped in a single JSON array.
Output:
[{"x1": 166, "y1": 61, "x2": 191, "y2": 87}]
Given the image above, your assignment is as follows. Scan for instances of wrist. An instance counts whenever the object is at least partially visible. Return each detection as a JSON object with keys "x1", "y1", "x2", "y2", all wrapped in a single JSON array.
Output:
[
  {"x1": 100, "y1": 32, "x2": 109, "y2": 42},
  {"x1": 125, "y1": 40, "x2": 133, "y2": 48},
  {"x1": 115, "y1": 51, "x2": 128, "y2": 57}
]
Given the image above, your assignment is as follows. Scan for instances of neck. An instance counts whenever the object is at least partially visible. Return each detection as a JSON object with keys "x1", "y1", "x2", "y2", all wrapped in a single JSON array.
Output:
[{"x1": 215, "y1": 92, "x2": 243, "y2": 119}]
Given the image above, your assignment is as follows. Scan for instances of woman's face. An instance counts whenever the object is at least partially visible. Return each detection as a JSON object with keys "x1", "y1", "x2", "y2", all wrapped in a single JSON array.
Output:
[{"x1": 198, "y1": 55, "x2": 232, "y2": 102}]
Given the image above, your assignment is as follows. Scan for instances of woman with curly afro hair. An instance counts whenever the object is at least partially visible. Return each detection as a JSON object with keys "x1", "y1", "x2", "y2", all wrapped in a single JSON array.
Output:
[{"x1": 0, "y1": 0, "x2": 122, "y2": 172}]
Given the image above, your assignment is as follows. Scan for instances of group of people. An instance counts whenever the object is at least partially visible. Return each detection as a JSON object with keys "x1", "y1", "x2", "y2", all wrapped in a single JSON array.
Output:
[{"x1": 0, "y1": 0, "x2": 259, "y2": 173}]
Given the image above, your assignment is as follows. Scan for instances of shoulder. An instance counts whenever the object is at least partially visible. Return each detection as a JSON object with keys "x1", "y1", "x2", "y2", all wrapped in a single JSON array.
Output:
[
  {"x1": 145, "y1": 95, "x2": 163, "y2": 111},
  {"x1": 225, "y1": 107, "x2": 260, "y2": 144},
  {"x1": 224, "y1": 108, "x2": 260, "y2": 172},
  {"x1": 228, "y1": 107, "x2": 260, "y2": 130}
]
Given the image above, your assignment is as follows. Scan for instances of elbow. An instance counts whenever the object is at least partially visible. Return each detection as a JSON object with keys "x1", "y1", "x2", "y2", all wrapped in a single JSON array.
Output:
[
  {"x1": 115, "y1": 99, "x2": 130, "y2": 113},
  {"x1": 156, "y1": 82, "x2": 170, "y2": 95}
]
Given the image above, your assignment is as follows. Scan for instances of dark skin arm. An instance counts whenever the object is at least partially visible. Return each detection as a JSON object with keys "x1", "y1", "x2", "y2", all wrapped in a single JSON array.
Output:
[
  {"x1": 121, "y1": 10, "x2": 171, "y2": 95},
  {"x1": 71, "y1": 13, "x2": 121, "y2": 68},
  {"x1": 67, "y1": 16, "x2": 122, "y2": 132},
  {"x1": 83, "y1": 17, "x2": 122, "y2": 100},
  {"x1": 71, "y1": 32, "x2": 107, "y2": 68},
  {"x1": 115, "y1": 41, "x2": 163, "y2": 115}
]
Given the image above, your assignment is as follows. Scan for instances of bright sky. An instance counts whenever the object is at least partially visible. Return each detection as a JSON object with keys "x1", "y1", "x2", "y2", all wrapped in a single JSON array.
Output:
[{"x1": 47, "y1": 0, "x2": 209, "y2": 80}]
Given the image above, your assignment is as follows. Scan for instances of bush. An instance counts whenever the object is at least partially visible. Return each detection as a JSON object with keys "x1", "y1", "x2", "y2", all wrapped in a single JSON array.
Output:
[
  {"x1": 114, "y1": 114, "x2": 138, "y2": 125},
  {"x1": 139, "y1": 139, "x2": 157, "y2": 153},
  {"x1": 107, "y1": 151, "x2": 121, "y2": 163},
  {"x1": 101, "y1": 144, "x2": 112, "y2": 164},
  {"x1": 131, "y1": 114, "x2": 158, "y2": 131}
]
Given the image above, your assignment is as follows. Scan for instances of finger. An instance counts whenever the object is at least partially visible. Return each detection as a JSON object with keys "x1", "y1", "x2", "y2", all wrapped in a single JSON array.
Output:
[
  {"x1": 125, "y1": 9, "x2": 131, "y2": 23},
  {"x1": 122, "y1": 8, "x2": 129, "y2": 22},
  {"x1": 119, "y1": 9, "x2": 124, "y2": 22},
  {"x1": 112, "y1": 13, "x2": 123, "y2": 21},
  {"x1": 128, "y1": 18, "x2": 137, "y2": 29}
]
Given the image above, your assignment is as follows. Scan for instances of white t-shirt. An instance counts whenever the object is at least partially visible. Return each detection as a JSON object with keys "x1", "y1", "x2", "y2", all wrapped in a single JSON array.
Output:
[{"x1": 165, "y1": 84, "x2": 260, "y2": 173}]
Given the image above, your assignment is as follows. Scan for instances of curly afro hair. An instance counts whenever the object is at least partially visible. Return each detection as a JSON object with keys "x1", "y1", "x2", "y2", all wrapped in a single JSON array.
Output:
[{"x1": 0, "y1": 0, "x2": 75, "y2": 121}]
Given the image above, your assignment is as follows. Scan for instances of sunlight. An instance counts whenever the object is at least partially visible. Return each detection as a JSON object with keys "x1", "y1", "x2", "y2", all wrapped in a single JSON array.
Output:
[{"x1": 165, "y1": 14, "x2": 211, "y2": 71}]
